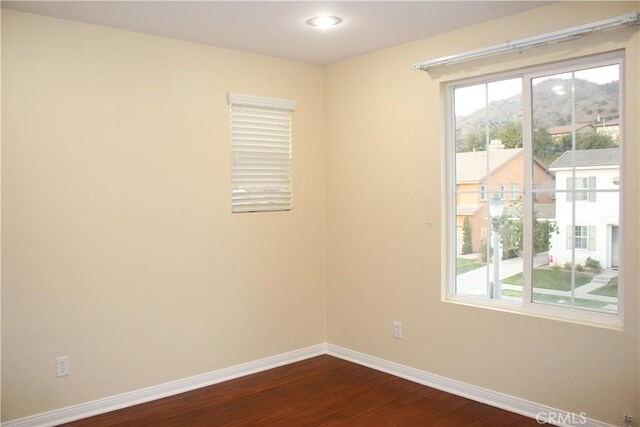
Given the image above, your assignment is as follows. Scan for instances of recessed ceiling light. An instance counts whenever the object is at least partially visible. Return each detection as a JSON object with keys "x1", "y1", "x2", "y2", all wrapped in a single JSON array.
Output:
[{"x1": 306, "y1": 15, "x2": 343, "y2": 29}]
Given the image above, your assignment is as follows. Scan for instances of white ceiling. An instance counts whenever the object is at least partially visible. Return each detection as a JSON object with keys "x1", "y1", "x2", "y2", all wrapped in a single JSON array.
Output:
[{"x1": 1, "y1": 1, "x2": 551, "y2": 65}]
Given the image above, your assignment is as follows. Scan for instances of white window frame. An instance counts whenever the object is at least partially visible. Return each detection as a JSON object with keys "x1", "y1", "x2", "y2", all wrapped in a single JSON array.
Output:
[
  {"x1": 509, "y1": 184, "x2": 519, "y2": 200},
  {"x1": 498, "y1": 184, "x2": 506, "y2": 200},
  {"x1": 568, "y1": 177, "x2": 588, "y2": 201},
  {"x1": 227, "y1": 93, "x2": 295, "y2": 213},
  {"x1": 567, "y1": 225, "x2": 597, "y2": 251},
  {"x1": 444, "y1": 52, "x2": 624, "y2": 329},
  {"x1": 567, "y1": 176, "x2": 597, "y2": 202},
  {"x1": 574, "y1": 225, "x2": 588, "y2": 250},
  {"x1": 479, "y1": 184, "x2": 487, "y2": 201}
]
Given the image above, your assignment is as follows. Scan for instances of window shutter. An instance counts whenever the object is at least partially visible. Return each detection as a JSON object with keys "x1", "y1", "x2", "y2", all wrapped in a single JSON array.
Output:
[
  {"x1": 566, "y1": 225, "x2": 573, "y2": 249},
  {"x1": 566, "y1": 177, "x2": 573, "y2": 201},
  {"x1": 588, "y1": 176, "x2": 597, "y2": 202},
  {"x1": 588, "y1": 226, "x2": 596, "y2": 251},
  {"x1": 227, "y1": 93, "x2": 296, "y2": 213}
]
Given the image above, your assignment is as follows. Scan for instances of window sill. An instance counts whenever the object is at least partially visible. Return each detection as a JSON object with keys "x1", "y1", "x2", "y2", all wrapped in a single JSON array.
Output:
[{"x1": 443, "y1": 294, "x2": 624, "y2": 331}]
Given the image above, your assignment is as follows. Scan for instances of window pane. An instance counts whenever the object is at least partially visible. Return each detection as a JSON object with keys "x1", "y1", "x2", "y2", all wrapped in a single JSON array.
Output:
[
  {"x1": 540, "y1": 191, "x2": 619, "y2": 314},
  {"x1": 575, "y1": 226, "x2": 588, "y2": 249},
  {"x1": 532, "y1": 192, "x2": 572, "y2": 308},
  {"x1": 486, "y1": 78, "x2": 524, "y2": 195},
  {"x1": 454, "y1": 83, "x2": 489, "y2": 297},
  {"x1": 455, "y1": 83, "x2": 488, "y2": 154},
  {"x1": 509, "y1": 184, "x2": 519, "y2": 200},
  {"x1": 544, "y1": 204, "x2": 620, "y2": 313},
  {"x1": 454, "y1": 78, "x2": 522, "y2": 299},
  {"x1": 532, "y1": 72, "x2": 572, "y2": 192},
  {"x1": 497, "y1": 190, "x2": 524, "y2": 302},
  {"x1": 456, "y1": 255, "x2": 489, "y2": 298},
  {"x1": 575, "y1": 64, "x2": 620, "y2": 144},
  {"x1": 532, "y1": 63, "x2": 620, "y2": 314}
]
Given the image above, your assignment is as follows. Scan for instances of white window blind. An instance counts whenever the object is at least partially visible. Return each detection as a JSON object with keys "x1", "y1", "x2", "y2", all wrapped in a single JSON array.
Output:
[{"x1": 227, "y1": 93, "x2": 296, "y2": 213}]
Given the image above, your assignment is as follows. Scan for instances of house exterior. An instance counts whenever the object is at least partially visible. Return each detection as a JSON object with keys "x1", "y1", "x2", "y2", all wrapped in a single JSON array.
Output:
[
  {"x1": 456, "y1": 141, "x2": 555, "y2": 254},
  {"x1": 548, "y1": 148, "x2": 620, "y2": 268},
  {"x1": 548, "y1": 123, "x2": 596, "y2": 142},
  {"x1": 595, "y1": 117, "x2": 620, "y2": 144}
]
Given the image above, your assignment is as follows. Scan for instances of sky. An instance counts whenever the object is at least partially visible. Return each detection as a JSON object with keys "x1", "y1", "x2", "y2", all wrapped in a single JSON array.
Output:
[{"x1": 454, "y1": 64, "x2": 619, "y2": 117}]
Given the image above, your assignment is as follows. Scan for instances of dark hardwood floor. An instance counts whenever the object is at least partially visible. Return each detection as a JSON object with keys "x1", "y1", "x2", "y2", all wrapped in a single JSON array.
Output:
[{"x1": 63, "y1": 355, "x2": 538, "y2": 426}]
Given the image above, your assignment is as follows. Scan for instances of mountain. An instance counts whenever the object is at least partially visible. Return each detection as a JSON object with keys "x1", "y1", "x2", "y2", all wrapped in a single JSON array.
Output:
[{"x1": 455, "y1": 78, "x2": 619, "y2": 136}]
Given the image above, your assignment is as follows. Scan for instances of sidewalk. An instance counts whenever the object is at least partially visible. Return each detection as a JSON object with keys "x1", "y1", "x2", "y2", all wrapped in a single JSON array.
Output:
[
  {"x1": 574, "y1": 269, "x2": 617, "y2": 296},
  {"x1": 455, "y1": 253, "x2": 547, "y2": 295},
  {"x1": 456, "y1": 257, "x2": 618, "y2": 309}
]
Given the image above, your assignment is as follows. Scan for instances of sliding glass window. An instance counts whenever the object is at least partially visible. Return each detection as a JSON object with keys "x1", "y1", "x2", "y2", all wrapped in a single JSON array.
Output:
[{"x1": 447, "y1": 52, "x2": 623, "y2": 325}]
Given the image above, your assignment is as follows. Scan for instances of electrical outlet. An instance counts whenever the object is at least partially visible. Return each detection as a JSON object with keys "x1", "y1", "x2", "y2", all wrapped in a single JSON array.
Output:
[
  {"x1": 56, "y1": 356, "x2": 70, "y2": 377},
  {"x1": 623, "y1": 414, "x2": 633, "y2": 427},
  {"x1": 393, "y1": 321, "x2": 403, "y2": 339}
]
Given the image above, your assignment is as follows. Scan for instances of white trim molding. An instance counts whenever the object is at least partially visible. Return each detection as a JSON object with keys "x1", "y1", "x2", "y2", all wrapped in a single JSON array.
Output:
[
  {"x1": 3, "y1": 343, "x2": 614, "y2": 427},
  {"x1": 2, "y1": 344, "x2": 325, "y2": 427},
  {"x1": 326, "y1": 344, "x2": 614, "y2": 427}
]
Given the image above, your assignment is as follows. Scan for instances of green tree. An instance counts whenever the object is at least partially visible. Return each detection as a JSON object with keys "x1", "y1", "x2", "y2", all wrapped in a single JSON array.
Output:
[
  {"x1": 460, "y1": 122, "x2": 556, "y2": 163},
  {"x1": 496, "y1": 122, "x2": 522, "y2": 149},
  {"x1": 560, "y1": 131, "x2": 616, "y2": 151},
  {"x1": 533, "y1": 217, "x2": 559, "y2": 254},
  {"x1": 499, "y1": 202, "x2": 559, "y2": 259},
  {"x1": 576, "y1": 132, "x2": 616, "y2": 149},
  {"x1": 532, "y1": 125, "x2": 556, "y2": 164},
  {"x1": 461, "y1": 216, "x2": 473, "y2": 255},
  {"x1": 499, "y1": 215, "x2": 523, "y2": 260},
  {"x1": 460, "y1": 129, "x2": 487, "y2": 152}
]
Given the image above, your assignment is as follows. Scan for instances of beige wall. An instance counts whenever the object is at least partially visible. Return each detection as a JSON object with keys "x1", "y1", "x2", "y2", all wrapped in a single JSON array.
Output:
[
  {"x1": 324, "y1": 1, "x2": 639, "y2": 424},
  {"x1": 1, "y1": 9, "x2": 326, "y2": 421},
  {"x1": 2, "y1": 2, "x2": 640, "y2": 425}
]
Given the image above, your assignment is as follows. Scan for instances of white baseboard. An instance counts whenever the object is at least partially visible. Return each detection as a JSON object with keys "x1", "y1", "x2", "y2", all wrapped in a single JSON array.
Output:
[
  {"x1": 2, "y1": 344, "x2": 326, "y2": 427},
  {"x1": 3, "y1": 342, "x2": 613, "y2": 427},
  {"x1": 326, "y1": 344, "x2": 613, "y2": 427}
]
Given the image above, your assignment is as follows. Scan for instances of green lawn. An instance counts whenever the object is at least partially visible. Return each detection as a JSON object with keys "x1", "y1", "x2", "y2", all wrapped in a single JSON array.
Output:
[
  {"x1": 502, "y1": 290, "x2": 610, "y2": 310},
  {"x1": 589, "y1": 277, "x2": 618, "y2": 297},
  {"x1": 502, "y1": 268, "x2": 592, "y2": 291},
  {"x1": 456, "y1": 258, "x2": 485, "y2": 275}
]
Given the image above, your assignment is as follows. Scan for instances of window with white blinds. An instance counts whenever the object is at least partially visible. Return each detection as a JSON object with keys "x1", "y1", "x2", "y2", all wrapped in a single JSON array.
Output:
[{"x1": 227, "y1": 93, "x2": 296, "y2": 213}]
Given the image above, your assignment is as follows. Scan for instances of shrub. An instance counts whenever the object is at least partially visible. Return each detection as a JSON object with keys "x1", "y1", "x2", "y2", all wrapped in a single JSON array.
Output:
[
  {"x1": 461, "y1": 217, "x2": 473, "y2": 255},
  {"x1": 585, "y1": 257, "x2": 602, "y2": 273},
  {"x1": 576, "y1": 263, "x2": 585, "y2": 272},
  {"x1": 564, "y1": 262, "x2": 572, "y2": 270}
]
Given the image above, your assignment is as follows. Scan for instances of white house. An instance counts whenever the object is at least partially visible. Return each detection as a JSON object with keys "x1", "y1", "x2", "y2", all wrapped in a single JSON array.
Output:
[{"x1": 548, "y1": 148, "x2": 620, "y2": 269}]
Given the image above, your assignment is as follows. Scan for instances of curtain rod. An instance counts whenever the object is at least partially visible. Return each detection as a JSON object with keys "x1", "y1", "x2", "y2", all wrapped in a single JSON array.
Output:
[{"x1": 412, "y1": 12, "x2": 639, "y2": 72}]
